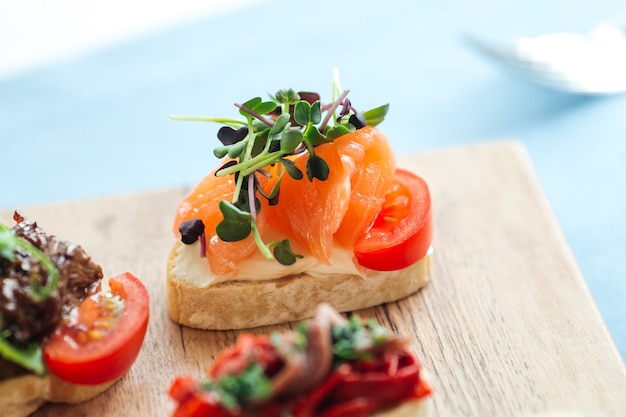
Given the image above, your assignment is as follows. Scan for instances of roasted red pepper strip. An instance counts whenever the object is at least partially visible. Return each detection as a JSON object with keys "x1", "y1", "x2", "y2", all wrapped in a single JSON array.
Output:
[
  {"x1": 169, "y1": 308, "x2": 432, "y2": 417},
  {"x1": 169, "y1": 376, "x2": 200, "y2": 405},
  {"x1": 329, "y1": 352, "x2": 423, "y2": 404},
  {"x1": 291, "y1": 364, "x2": 351, "y2": 417},
  {"x1": 170, "y1": 343, "x2": 429, "y2": 416},
  {"x1": 210, "y1": 334, "x2": 282, "y2": 380},
  {"x1": 319, "y1": 398, "x2": 377, "y2": 417}
]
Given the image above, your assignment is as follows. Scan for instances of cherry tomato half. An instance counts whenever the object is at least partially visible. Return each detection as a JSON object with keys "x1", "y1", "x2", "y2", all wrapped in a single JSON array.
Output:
[
  {"x1": 354, "y1": 169, "x2": 433, "y2": 271},
  {"x1": 43, "y1": 272, "x2": 150, "y2": 385}
]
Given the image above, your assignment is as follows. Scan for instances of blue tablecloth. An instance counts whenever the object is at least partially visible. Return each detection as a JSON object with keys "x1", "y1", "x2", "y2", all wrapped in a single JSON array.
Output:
[{"x1": 1, "y1": 0, "x2": 624, "y2": 360}]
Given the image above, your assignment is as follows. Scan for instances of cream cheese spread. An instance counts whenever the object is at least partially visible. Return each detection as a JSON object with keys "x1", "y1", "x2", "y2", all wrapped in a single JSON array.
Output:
[
  {"x1": 172, "y1": 239, "x2": 434, "y2": 289},
  {"x1": 171, "y1": 241, "x2": 365, "y2": 288}
]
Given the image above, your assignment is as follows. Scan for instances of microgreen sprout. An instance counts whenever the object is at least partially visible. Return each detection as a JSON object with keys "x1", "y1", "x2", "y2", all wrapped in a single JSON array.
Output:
[{"x1": 170, "y1": 72, "x2": 389, "y2": 265}]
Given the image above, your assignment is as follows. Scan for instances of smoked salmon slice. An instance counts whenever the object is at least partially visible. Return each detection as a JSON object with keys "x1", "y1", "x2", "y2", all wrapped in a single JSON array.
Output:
[
  {"x1": 266, "y1": 142, "x2": 350, "y2": 265},
  {"x1": 173, "y1": 168, "x2": 267, "y2": 275},
  {"x1": 174, "y1": 126, "x2": 395, "y2": 271},
  {"x1": 332, "y1": 126, "x2": 396, "y2": 247},
  {"x1": 267, "y1": 126, "x2": 396, "y2": 264}
]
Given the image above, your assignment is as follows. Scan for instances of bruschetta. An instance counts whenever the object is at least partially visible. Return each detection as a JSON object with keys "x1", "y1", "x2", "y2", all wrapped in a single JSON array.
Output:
[
  {"x1": 167, "y1": 81, "x2": 433, "y2": 329},
  {"x1": 0, "y1": 212, "x2": 149, "y2": 417},
  {"x1": 168, "y1": 304, "x2": 432, "y2": 417}
]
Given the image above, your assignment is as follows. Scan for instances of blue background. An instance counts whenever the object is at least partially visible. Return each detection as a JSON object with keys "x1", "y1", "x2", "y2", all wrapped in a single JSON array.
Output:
[{"x1": 1, "y1": 0, "x2": 624, "y2": 360}]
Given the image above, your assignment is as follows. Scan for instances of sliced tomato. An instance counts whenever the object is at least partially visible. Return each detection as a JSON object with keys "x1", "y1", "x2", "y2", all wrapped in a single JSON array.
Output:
[
  {"x1": 354, "y1": 169, "x2": 433, "y2": 271},
  {"x1": 43, "y1": 272, "x2": 150, "y2": 385}
]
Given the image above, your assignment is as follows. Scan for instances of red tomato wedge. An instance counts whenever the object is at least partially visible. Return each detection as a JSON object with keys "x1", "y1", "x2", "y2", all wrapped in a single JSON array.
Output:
[
  {"x1": 354, "y1": 169, "x2": 433, "y2": 271},
  {"x1": 43, "y1": 272, "x2": 150, "y2": 385}
]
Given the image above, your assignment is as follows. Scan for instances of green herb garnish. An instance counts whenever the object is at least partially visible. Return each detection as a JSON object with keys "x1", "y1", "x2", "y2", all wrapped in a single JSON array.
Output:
[
  {"x1": 170, "y1": 70, "x2": 389, "y2": 265},
  {"x1": 0, "y1": 330, "x2": 45, "y2": 376},
  {"x1": 0, "y1": 222, "x2": 59, "y2": 301},
  {"x1": 204, "y1": 362, "x2": 272, "y2": 411},
  {"x1": 331, "y1": 315, "x2": 390, "y2": 361}
]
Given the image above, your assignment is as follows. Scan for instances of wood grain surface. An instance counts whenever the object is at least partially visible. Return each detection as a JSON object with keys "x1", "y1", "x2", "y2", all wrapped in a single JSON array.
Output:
[{"x1": 2, "y1": 140, "x2": 625, "y2": 416}]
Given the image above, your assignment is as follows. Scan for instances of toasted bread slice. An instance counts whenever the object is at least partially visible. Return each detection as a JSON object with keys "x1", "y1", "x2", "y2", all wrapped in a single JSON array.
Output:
[
  {"x1": 166, "y1": 241, "x2": 432, "y2": 330},
  {"x1": 0, "y1": 373, "x2": 116, "y2": 417}
]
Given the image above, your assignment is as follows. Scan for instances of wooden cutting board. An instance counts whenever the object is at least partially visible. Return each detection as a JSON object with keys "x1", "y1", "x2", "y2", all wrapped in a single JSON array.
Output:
[{"x1": 3, "y1": 140, "x2": 625, "y2": 417}]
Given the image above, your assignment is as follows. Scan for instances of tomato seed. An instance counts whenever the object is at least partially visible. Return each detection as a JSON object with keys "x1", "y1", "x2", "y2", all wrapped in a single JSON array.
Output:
[{"x1": 88, "y1": 330, "x2": 103, "y2": 341}]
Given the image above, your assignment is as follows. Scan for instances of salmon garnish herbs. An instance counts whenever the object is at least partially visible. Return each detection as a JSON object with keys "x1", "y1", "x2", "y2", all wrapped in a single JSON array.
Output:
[{"x1": 171, "y1": 72, "x2": 389, "y2": 266}]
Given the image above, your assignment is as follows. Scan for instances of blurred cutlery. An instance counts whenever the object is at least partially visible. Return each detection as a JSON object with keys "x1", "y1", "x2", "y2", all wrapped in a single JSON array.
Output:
[{"x1": 464, "y1": 14, "x2": 626, "y2": 94}]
